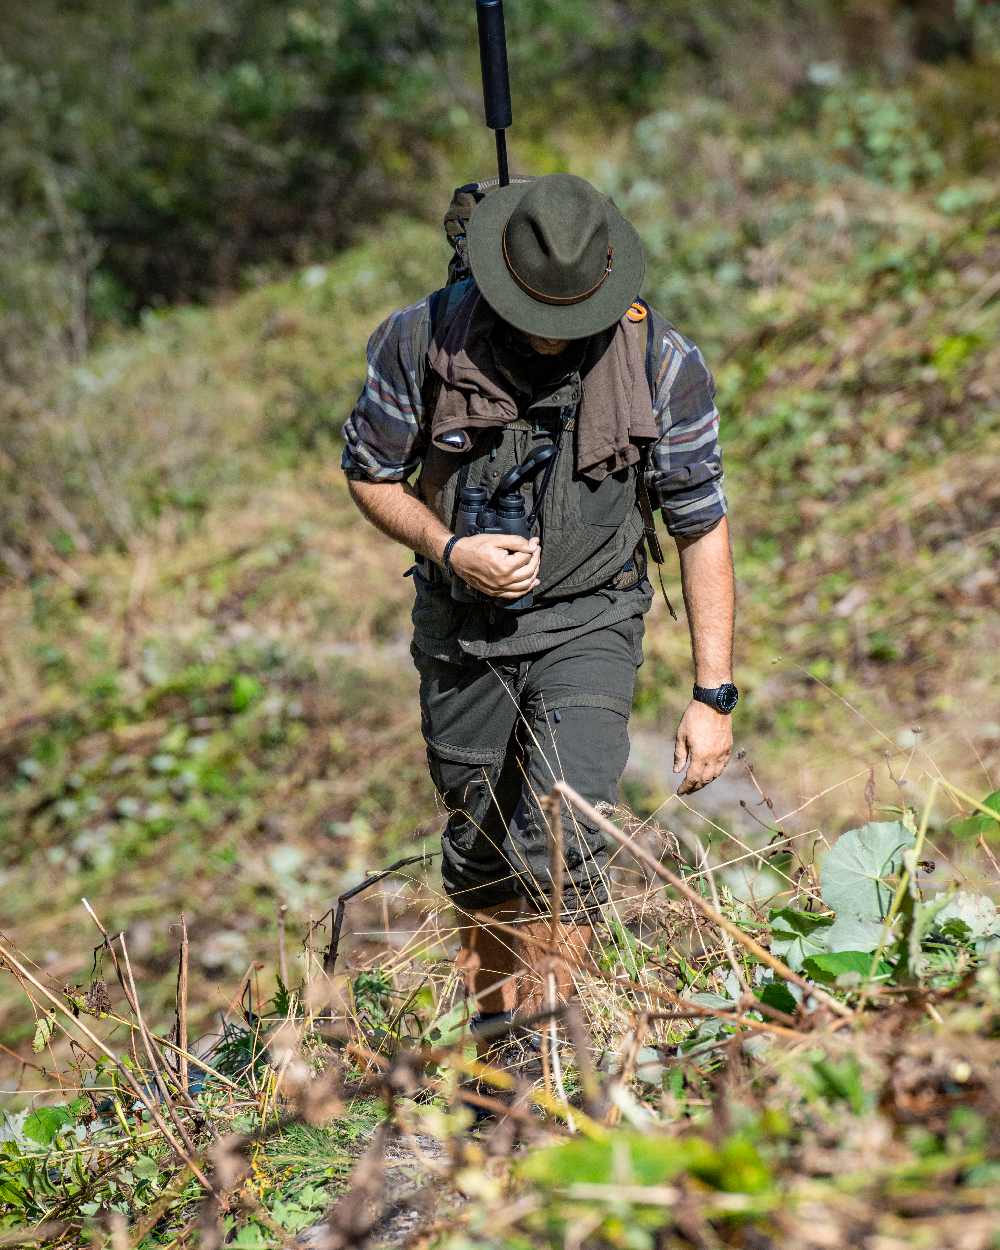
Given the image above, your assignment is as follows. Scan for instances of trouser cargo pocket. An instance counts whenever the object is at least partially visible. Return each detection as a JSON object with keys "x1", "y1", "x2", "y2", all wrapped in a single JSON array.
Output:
[{"x1": 427, "y1": 740, "x2": 522, "y2": 912}]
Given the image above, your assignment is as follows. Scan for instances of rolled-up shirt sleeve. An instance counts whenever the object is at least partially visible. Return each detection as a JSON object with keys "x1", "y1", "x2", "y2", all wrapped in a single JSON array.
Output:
[
  {"x1": 341, "y1": 298, "x2": 429, "y2": 483},
  {"x1": 645, "y1": 322, "x2": 728, "y2": 538}
]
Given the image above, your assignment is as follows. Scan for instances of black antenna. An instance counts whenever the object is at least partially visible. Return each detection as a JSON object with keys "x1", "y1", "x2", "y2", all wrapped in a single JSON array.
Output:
[{"x1": 476, "y1": 0, "x2": 512, "y2": 186}]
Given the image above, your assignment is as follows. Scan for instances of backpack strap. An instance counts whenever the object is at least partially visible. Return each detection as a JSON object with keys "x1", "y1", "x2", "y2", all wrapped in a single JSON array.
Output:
[
  {"x1": 418, "y1": 280, "x2": 477, "y2": 532},
  {"x1": 633, "y1": 299, "x2": 664, "y2": 566},
  {"x1": 418, "y1": 277, "x2": 478, "y2": 428},
  {"x1": 419, "y1": 286, "x2": 448, "y2": 424},
  {"x1": 633, "y1": 300, "x2": 679, "y2": 619}
]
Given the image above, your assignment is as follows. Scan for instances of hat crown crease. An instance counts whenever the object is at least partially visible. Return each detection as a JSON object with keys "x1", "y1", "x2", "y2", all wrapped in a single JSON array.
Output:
[{"x1": 506, "y1": 182, "x2": 610, "y2": 300}]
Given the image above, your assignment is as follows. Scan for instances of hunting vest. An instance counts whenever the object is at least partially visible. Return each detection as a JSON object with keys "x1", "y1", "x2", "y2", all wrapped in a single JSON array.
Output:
[
  {"x1": 406, "y1": 280, "x2": 655, "y2": 662},
  {"x1": 415, "y1": 282, "x2": 647, "y2": 602}
]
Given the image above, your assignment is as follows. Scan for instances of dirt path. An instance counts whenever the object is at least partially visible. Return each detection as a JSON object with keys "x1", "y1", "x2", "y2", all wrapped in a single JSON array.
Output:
[{"x1": 299, "y1": 1129, "x2": 452, "y2": 1249}]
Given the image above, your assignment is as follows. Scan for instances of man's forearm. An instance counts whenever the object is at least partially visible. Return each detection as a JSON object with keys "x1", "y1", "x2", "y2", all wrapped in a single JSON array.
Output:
[
  {"x1": 675, "y1": 516, "x2": 735, "y2": 686},
  {"x1": 347, "y1": 479, "x2": 452, "y2": 566}
]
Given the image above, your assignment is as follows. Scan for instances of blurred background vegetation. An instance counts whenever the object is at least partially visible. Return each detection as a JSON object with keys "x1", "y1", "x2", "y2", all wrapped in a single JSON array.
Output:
[
  {"x1": 1, "y1": 0, "x2": 999, "y2": 1061},
  {"x1": 1, "y1": 0, "x2": 995, "y2": 359}
]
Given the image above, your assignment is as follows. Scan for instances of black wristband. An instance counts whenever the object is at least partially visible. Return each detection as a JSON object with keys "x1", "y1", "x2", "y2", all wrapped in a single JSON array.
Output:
[{"x1": 441, "y1": 534, "x2": 462, "y2": 575}]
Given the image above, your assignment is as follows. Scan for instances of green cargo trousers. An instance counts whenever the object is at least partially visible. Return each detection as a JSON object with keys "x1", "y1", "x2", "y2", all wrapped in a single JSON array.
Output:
[{"x1": 412, "y1": 614, "x2": 645, "y2": 921}]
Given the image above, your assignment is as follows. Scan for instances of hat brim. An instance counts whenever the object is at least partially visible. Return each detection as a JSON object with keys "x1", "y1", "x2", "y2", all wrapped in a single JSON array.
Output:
[{"x1": 466, "y1": 181, "x2": 645, "y2": 340}]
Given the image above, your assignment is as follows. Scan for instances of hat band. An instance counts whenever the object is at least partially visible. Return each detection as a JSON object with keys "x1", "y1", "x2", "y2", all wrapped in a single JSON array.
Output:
[{"x1": 501, "y1": 226, "x2": 614, "y2": 306}]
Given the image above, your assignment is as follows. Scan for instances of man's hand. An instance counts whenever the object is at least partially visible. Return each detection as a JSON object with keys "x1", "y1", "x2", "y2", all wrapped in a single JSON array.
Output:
[
  {"x1": 451, "y1": 534, "x2": 541, "y2": 601},
  {"x1": 673, "y1": 700, "x2": 732, "y2": 795}
]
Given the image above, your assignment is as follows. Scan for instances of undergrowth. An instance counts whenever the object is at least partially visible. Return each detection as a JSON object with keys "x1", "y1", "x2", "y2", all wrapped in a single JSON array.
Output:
[{"x1": 1, "y1": 782, "x2": 998, "y2": 1248}]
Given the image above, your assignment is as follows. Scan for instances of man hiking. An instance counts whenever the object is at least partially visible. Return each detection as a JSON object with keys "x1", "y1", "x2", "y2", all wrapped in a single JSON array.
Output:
[{"x1": 342, "y1": 172, "x2": 735, "y2": 1038}]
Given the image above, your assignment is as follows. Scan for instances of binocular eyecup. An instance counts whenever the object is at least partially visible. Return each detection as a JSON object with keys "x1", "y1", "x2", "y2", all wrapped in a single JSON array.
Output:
[{"x1": 451, "y1": 445, "x2": 557, "y2": 611}]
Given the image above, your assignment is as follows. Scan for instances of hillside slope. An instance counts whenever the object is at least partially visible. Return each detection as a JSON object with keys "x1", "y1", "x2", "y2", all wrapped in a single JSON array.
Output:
[{"x1": 2, "y1": 72, "x2": 999, "y2": 1058}]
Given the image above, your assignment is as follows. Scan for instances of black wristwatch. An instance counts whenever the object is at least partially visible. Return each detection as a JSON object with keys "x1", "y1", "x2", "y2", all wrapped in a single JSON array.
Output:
[{"x1": 692, "y1": 682, "x2": 739, "y2": 714}]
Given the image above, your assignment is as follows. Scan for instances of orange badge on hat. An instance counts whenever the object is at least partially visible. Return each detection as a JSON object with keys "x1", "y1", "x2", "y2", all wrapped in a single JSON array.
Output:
[{"x1": 626, "y1": 301, "x2": 648, "y2": 322}]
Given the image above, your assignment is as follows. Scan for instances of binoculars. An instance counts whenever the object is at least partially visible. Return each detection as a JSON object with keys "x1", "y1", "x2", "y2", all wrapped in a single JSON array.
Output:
[{"x1": 451, "y1": 444, "x2": 557, "y2": 611}]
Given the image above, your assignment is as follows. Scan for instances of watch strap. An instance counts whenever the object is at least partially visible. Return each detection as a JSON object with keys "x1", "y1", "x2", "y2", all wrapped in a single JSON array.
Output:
[{"x1": 692, "y1": 682, "x2": 739, "y2": 714}]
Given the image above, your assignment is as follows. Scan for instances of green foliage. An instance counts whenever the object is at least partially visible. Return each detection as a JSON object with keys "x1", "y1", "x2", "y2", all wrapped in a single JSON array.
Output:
[
  {"x1": 1, "y1": 13, "x2": 999, "y2": 1247},
  {"x1": 755, "y1": 981, "x2": 798, "y2": 1015},
  {"x1": 512, "y1": 1129, "x2": 774, "y2": 1246},
  {"x1": 210, "y1": 1021, "x2": 273, "y2": 1085},
  {"x1": 819, "y1": 86, "x2": 944, "y2": 189},
  {"x1": 0, "y1": 0, "x2": 816, "y2": 326},
  {"x1": 1, "y1": 0, "x2": 453, "y2": 312},
  {"x1": 766, "y1": 821, "x2": 997, "y2": 992},
  {"x1": 810, "y1": 1054, "x2": 868, "y2": 1114},
  {"x1": 521, "y1": 1130, "x2": 771, "y2": 1194},
  {"x1": 802, "y1": 950, "x2": 891, "y2": 986},
  {"x1": 0, "y1": 1097, "x2": 174, "y2": 1229},
  {"x1": 934, "y1": 892, "x2": 1000, "y2": 956},
  {"x1": 598, "y1": 916, "x2": 648, "y2": 979},
  {"x1": 20, "y1": 1106, "x2": 73, "y2": 1147},
  {"x1": 949, "y1": 791, "x2": 1000, "y2": 840},
  {"x1": 0, "y1": 0, "x2": 993, "y2": 390},
  {"x1": 769, "y1": 908, "x2": 834, "y2": 972},
  {"x1": 819, "y1": 821, "x2": 914, "y2": 920},
  {"x1": 30, "y1": 1012, "x2": 56, "y2": 1055},
  {"x1": 352, "y1": 969, "x2": 394, "y2": 1027}
]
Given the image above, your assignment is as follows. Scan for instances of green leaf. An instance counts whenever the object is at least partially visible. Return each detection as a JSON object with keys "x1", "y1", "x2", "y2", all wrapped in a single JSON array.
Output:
[
  {"x1": 520, "y1": 1133, "x2": 708, "y2": 1188},
  {"x1": 598, "y1": 916, "x2": 647, "y2": 978},
  {"x1": 272, "y1": 976, "x2": 292, "y2": 1017},
  {"x1": 706, "y1": 1134, "x2": 773, "y2": 1195},
  {"x1": 634, "y1": 1046, "x2": 668, "y2": 1088},
  {"x1": 687, "y1": 991, "x2": 735, "y2": 1010},
  {"x1": 271, "y1": 1199, "x2": 313, "y2": 1233},
  {"x1": 768, "y1": 908, "x2": 832, "y2": 971},
  {"x1": 947, "y1": 791, "x2": 1000, "y2": 840},
  {"x1": 755, "y1": 982, "x2": 798, "y2": 1015},
  {"x1": 295, "y1": 1185, "x2": 328, "y2": 1210},
  {"x1": 520, "y1": 1131, "x2": 771, "y2": 1196},
  {"x1": 823, "y1": 912, "x2": 890, "y2": 953},
  {"x1": 901, "y1": 894, "x2": 952, "y2": 979},
  {"x1": 802, "y1": 951, "x2": 891, "y2": 986},
  {"x1": 228, "y1": 1224, "x2": 269, "y2": 1249},
  {"x1": 31, "y1": 1011, "x2": 56, "y2": 1055},
  {"x1": 422, "y1": 1001, "x2": 472, "y2": 1048},
  {"x1": 21, "y1": 1106, "x2": 73, "y2": 1147},
  {"x1": 0, "y1": 1179, "x2": 28, "y2": 1209},
  {"x1": 819, "y1": 821, "x2": 914, "y2": 920},
  {"x1": 133, "y1": 1154, "x2": 161, "y2": 1183},
  {"x1": 230, "y1": 673, "x2": 263, "y2": 712},
  {"x1": 812, "y1": 1055, "x2": 866, "y2": 1113}
]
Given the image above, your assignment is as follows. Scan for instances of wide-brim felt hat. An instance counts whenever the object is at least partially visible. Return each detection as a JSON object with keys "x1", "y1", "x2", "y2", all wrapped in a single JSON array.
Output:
[{"x1": 466, "y1": 172, "x2": 645, "y2": 340}]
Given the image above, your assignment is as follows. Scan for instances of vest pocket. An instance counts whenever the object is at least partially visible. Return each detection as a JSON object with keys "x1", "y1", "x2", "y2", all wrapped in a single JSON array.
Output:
[{"x1": 578, "y1": 467, "x2": 631, "y2": 526}]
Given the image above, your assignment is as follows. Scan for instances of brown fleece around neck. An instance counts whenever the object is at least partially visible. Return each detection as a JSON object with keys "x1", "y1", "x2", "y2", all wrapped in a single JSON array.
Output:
[{"x1": 427, "y1": 286, "x2": 657, "y2": 481}]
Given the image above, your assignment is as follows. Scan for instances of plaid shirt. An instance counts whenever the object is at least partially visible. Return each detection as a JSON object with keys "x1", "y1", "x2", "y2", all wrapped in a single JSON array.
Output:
[{"x1": 341, "y1": 287, "x2": 727, "y2": 539}]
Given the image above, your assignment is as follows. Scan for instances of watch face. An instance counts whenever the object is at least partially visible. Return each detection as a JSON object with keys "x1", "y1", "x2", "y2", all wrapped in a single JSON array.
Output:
[{"x1": 716, "y1": 684, "x2": 739, "y2": 713}]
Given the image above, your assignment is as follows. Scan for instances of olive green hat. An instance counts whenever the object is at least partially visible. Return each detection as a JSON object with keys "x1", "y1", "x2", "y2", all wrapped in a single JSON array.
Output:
[{"x1": 466, "y1": 172, "x2": 645, "y2": 340}]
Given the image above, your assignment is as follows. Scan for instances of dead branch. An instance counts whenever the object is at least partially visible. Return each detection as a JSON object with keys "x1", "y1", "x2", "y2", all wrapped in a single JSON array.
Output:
[{"x1": 554, "y1": 782, "x2": 853, "y2": 1020}]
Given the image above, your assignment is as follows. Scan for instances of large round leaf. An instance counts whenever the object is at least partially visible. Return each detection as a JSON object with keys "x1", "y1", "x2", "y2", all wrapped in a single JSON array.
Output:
[
  {"x1": 823, "y1": 912, "x2": 891, "y2": 953},
  {"x1": 819, "y1": 821, "x2": 914, "y2": 920},
  {"x1": 768, "y1": 908, "x2": 833, "y2": 971}
]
